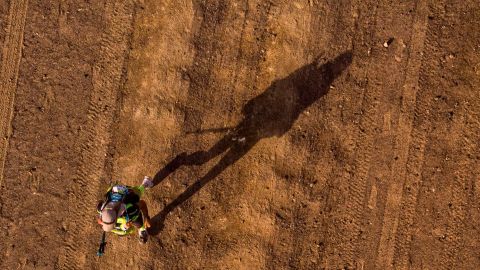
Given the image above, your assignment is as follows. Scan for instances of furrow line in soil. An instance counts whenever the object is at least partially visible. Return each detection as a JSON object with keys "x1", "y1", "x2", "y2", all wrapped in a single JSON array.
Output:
[
  {"x1": 374, "y1": 0, "x2": 429, "y2": 269},
  {"x1": 58, "y1": 2, "x2": 135, "y2": 269},
  {"x1": 0, "y1": 0, "x2": 28, "y2": 188},
  {"x1": 184, "y1": 0, "x2": 228, "y2": 112},
  {"x1": 145, "y1": 1, "x2": 232, "y2": 267},
  {"x1": 245, "y1": 1, "x2": 276, "y2": 86}
]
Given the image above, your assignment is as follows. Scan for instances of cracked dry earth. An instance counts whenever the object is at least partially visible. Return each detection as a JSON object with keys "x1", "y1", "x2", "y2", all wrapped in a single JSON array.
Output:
[{"x1": 0, "y1": 0, "x2": 479, "y2": 269}]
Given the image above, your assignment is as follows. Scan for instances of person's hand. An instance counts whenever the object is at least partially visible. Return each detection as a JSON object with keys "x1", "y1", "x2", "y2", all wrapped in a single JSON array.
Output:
[{"x1": 144, "y1": 216, "x2": 151, "y2": 228}]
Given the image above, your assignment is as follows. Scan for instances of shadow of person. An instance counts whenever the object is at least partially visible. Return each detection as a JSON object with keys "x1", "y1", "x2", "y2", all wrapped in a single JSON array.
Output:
[{"x1": 148, "y1": 51, "x2": 353, "y2": 235}]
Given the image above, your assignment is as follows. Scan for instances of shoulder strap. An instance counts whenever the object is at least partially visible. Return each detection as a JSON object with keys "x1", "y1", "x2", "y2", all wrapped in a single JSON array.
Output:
[{"x1": 98, "y1": 184, "x2": 129, "y2": 212}]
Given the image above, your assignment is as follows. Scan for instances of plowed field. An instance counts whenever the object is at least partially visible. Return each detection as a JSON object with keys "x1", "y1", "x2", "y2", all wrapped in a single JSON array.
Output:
[{"x1": 1, "y1": 1, "x2": 479, "y2": 269}]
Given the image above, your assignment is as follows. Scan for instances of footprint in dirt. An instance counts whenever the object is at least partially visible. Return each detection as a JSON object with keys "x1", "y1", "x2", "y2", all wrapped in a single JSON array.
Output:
[{"x1": 148, "y1": 51, "x2": 353, "y2": 236}]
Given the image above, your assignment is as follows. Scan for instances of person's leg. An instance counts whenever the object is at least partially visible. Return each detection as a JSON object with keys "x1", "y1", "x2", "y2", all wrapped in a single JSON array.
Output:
[
  {"x1": 131, "y1": 214, "x2": 148, "y2": 243},
  {"x1": 130, "y1": 175, "x2": 154, "y2": 197},
  {"x1": 138, "y1": 200, "x2": 150, "y2": 225}
]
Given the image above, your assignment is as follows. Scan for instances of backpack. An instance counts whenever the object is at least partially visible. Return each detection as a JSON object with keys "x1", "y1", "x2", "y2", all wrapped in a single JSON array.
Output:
[
  {"x1": 97, "y1": 184, "x2": 139, "y2": 214},
  {"x1": 107, "y1": 184, "x2": 130, "y2": 202}
]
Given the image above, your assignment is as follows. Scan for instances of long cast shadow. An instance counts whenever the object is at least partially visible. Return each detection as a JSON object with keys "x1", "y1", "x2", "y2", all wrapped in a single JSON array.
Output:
[{"x1": 149, "y1": 51, "x2": 353, "y2": 235}]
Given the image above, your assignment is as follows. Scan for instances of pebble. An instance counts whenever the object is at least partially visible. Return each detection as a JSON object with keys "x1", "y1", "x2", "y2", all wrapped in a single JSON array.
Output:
[{"x1": 384, "y1": 37, "x2": 395, "y2": 48}]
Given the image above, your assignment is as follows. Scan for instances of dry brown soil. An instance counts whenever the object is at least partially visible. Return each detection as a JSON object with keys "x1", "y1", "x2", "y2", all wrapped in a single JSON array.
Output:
[{"x1": 0, "y1": 1, "x2": 479, "y2": 269}]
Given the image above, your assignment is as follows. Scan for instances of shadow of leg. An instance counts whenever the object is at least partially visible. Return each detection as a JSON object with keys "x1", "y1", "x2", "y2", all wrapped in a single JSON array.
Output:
[
  {"x1": 148, "y1": 139, "x2": 256, "y2": 236},
  {"x1": 152, "y1": 152, "x2": 189, "y2": 186},
  {"x1": 152, "y1": 134, "x2": 235, "y2": 187}
]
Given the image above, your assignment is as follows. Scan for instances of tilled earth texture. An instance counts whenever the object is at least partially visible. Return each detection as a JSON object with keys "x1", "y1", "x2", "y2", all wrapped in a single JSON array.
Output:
[{"x1": 0, "y1": 0, "x2": 479, "y2": 269}]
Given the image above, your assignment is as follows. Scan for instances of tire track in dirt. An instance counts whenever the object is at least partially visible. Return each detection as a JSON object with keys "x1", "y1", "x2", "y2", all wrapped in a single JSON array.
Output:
[
  {"x1": 318, "y1": 1, "x2": 376, "y2": 267},
  {"x1": 374, "y1": 1, "x2": 429, "y2": 269},
  {"x1": 0, "y1": 0, "x2": 28, "y2": 188},
  {"x1": 295, "y1": 1, "x2": 356, "y2": 268},
  {"x1": 393, "y1": 2, "x2": 480, "y2": 267},
  {"x1": 390, "y1": 3, "x2": 467, "y2": 267},
  {"x1": 335, "y1": 1, "x2": 429, "y2": 267},
  {"x1": 438, "y1": 3, "x2": 480, "y2": 268},
  {"x1": 439, "y1": 106, "x2": 480, "y2": 270},
  {"x1": 331, "y1": 1, "x2": 380, "y2": 266},
  {"x1": 58, "y1": 2, "x2": 135, "y2": 269}
]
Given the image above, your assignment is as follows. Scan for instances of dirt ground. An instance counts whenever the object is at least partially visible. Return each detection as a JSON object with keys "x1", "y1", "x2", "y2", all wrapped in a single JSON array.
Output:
[{"x1": 0, "y1": 0, "x2": 479, "y2": 269}]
